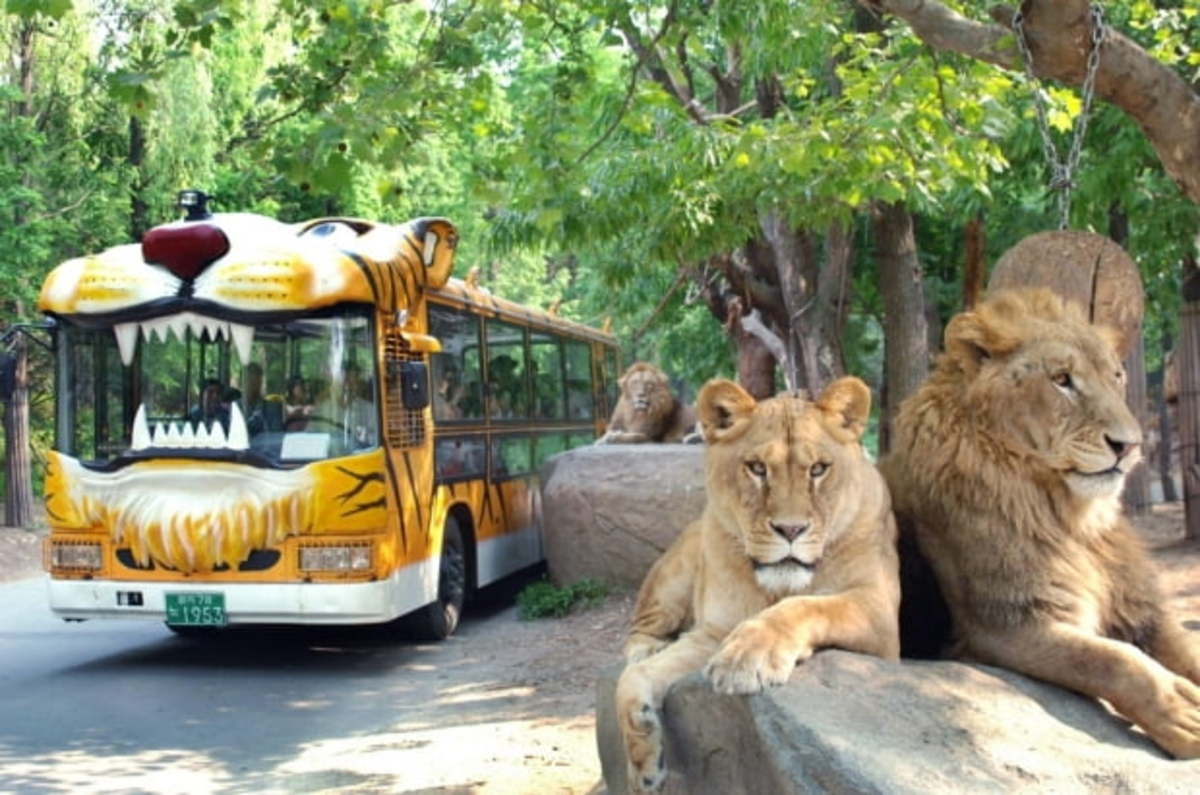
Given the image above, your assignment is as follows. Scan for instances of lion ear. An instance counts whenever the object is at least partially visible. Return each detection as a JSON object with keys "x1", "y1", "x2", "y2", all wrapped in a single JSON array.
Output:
[
  {"x1": 696, "y1": 379, "x2": 756, "y2": 443},
  {"x1": 944, "y1": 310, "x2": 1018, "y2": 371},
  {"x1": 816, "y1": 377, "x2": 871, "y2": 443}
]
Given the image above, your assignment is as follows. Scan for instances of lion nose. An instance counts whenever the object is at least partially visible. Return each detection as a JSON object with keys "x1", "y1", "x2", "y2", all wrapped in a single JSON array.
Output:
[
  {"x1": 771, "y1": 521, "x2": 810, "y2": 542},
  {"x1": 1105, "y1": 434, "x2": 1139, "y2": 461}
]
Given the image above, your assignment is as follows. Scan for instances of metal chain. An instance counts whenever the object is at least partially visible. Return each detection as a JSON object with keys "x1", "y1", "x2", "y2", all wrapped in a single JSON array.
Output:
[{"x1": 1013, "y1": 5, "x2": 1106, "y2": 229}]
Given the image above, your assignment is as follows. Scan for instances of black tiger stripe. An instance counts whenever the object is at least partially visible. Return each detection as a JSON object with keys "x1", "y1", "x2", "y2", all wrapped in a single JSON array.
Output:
[
  {"x1": 346, "y1": 251, "x2": 381, "y2": 304},
  {"x1": 480, "y1": 480, "x2": 495, "y2": 524},
  {"x1": 404, "y1": 234, "x2": 429, "y2": 286},
  {"x1": 496, "y1": 483, "x2": 510, "y2": 530},
  {"x1": 401, "y1": 450, "x2": 425, "y2": 537},
  {"x1": 382, "y1": 256, "x2": 399, "y2": 310},
  {"x1": 44, "y1": 495, "x2": 63, "y2": 522},
  {"x1": 393, "y1": 262, "x2": 413, "y2": 308},
  {"x1": 383, "y1": 450, "x2": 408, "y2": 552}
]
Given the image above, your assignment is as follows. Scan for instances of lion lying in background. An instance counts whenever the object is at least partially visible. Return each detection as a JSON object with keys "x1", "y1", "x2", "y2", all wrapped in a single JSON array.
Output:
[
  {"x1": 616, "y1": 377, "x2": 900, "y2": 792},
  {"x1": 596, "y1": 362, "x2": 697, "y2": 444},
  {"x1": 884, "y1": 288, "x2": 1200, "y2": 759}
]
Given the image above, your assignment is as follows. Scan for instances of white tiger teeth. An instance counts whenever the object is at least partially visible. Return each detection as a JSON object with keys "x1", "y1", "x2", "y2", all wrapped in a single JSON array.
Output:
[
  {"x1": 111, "y1": 312, "x2": 254, "y2": 366},
  {"x1": 114, "y1": 323, "x2": 139, "y2": 366},
  {"x1": 131, "y1": 405, "x2": 152, "y2": 450},
  {"x1": 229, "y1": 324, "x2": 254, "y2": 364},
  {"x1": 129, "y1": 401, "x2": 250, "y2": 452}
]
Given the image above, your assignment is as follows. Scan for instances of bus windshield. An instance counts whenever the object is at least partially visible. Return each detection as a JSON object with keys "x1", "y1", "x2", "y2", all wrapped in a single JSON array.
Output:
[{"x1": 58, "y1": 309, "x2": 379, "y2": 467}]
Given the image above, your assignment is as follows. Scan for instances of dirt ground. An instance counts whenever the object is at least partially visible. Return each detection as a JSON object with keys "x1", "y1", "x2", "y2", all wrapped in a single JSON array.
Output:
[{"x1": 2, "y1": 502, "x2": 1197, "y2": 793}]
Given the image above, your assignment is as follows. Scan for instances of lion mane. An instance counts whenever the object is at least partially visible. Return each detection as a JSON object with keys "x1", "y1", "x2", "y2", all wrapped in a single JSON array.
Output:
[
  {"x1": 596, "y1": 362, "x2": 697, "y2": 444},
  {"x1": 615, "y1": 377, "x2": 900, "y2": 792},
  {"x1": 885, "y1": 287, "x2": 1200, "y2": 759}
]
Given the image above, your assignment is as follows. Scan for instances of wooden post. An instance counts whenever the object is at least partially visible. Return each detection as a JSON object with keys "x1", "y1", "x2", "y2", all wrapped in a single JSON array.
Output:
[
  {"x1": 3, "y1": 336, "x2": 33, "y2": 527},
  {"x1": 1180, "y1": 269, "x2": 1200, "y2": 540}
]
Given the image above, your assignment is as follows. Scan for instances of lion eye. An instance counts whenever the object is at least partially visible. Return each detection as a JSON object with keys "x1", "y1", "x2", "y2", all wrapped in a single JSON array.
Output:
[
  {"x1": 810, "y1": 461, "x2": 829, "y2": 478},
  {"x1": 745, "y1": 460, "x2": 767, "y2": 478},
  {"x1": 1052, "y1": 372, "x2": 1073, "y2": 390}
]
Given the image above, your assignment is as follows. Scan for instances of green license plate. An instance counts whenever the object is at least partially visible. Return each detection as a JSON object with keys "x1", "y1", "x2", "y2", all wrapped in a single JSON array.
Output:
[{"x1": 165, "y1": 592, "x2": 227, "y2": 626}]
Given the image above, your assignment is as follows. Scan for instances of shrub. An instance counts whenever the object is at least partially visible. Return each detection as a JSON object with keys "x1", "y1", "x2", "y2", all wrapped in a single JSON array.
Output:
[{"x1": 516, "y1": 577, "x2": 609, "y2": 620}]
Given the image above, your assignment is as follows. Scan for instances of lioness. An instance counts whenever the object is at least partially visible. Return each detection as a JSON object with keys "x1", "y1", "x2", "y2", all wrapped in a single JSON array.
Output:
[
  {"x1": 616, "y1": 377, "x2": 900, "y2": 792},
  {"x1": 596, "y1": 362, "x2": 697, "y2": 444},
  {"x1": 885, "y1": 287, "x2": 1200, "y2": 759}
]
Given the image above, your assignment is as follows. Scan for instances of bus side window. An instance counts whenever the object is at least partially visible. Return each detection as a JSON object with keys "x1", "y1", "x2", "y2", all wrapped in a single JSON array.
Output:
[
  {"x1": 564, "y1": 340, "x2": 594, "y2": 420},
  {"x1": 531, "y1": 333, "x2": 565, "y2": 420},
  {"x1": 485, "y1": 319, "x2": 529, "y2": 420},
  {"x1": 429, "y1": 304, "x2": 483, "y2": 422}
]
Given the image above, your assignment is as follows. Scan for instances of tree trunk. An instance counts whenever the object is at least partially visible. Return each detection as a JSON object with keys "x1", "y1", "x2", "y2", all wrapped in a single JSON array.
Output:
[
  {"x1": 1123, "y1": 333, "x2": 1151, "y2": 513},
  {"x1": 129, "y1": 115, "x2": 148, "y2": 241},
  {"x1": 735, "y1": 333, "x2": 777, "y2": 400},
  {"x1": 963, "y1": 214, "x2": 986, "y2": 310},
  {"x1": 874, "y1": 201, "x2": 929, "y2": 454},
  {"x1": 863, "y1": 0, "x2": 1200, "y2": 205},
  {"x1": 4, "y1": 337, "x2": 33, "y2": 527},
  {"x1": 758, "y1": 211, "x2": 850, "y2": 394},
  {"x1": 1156, "y1": 332, "x2": 1179, "y2": 504},
  {"x1": 1109, "y1": 204, "x2": 1151, "y2": 513},
  {"x1": 1179, "y1": 268, "x2": 1200, "y2": 540}
]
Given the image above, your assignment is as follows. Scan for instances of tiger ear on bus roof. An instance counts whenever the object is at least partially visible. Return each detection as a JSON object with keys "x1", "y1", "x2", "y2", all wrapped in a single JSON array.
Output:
[{"x1": 410, "y1": 218, "x2": 458, "y2": 290}]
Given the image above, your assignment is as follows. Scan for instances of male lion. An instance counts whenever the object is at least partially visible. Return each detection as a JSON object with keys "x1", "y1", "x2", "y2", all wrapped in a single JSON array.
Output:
[
  {"x1": 596, "y1": 362, "x2": 697, "y2": 444},
  {"x1": 616, "y1": 377, "x2": 900, "y2": 792},
  {"x1": 885, "y1": 287, "x2": 1200, "y2": 759}
]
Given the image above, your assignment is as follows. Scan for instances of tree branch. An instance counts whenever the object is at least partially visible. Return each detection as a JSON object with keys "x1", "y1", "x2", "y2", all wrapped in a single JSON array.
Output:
[{"x1": 862, "y1": 0, "x2": 1200, "y2": 203}]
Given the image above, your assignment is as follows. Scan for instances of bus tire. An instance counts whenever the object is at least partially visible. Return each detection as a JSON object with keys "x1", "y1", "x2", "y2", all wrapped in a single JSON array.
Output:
[{"x1": 411, "y1": 516, "x2": 466, "y2": 640}]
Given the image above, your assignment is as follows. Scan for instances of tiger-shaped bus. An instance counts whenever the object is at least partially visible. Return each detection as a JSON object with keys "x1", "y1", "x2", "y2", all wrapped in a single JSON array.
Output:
[{"x1": 38, "y1": 191, "x2": 619, "y2": 638}]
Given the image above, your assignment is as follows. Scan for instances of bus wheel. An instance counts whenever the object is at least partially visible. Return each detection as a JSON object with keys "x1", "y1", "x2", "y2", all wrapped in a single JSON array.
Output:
[{"x1": 412, "y1": 516, "x2": 467, "y2": 640}]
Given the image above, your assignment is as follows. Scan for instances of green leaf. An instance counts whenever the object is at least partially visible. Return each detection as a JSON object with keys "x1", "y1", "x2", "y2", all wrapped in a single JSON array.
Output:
[{"x1": 5, "y1": 0, "x2": 72, "y2": 19}]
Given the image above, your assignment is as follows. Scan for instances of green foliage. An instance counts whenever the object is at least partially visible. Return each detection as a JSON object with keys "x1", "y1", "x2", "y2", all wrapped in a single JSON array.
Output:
[
  {"x1": 2, "y1": 0, "x2": 1199, "y2": 503},
  {"x1": 516, "y1": 577, "x2": 610, "y2": 620}
]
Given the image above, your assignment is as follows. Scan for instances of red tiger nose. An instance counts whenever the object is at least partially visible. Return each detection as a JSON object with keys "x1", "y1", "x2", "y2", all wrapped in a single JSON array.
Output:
[{"x1": 142, "y1": 223, "x2": 230, "y2": 281}]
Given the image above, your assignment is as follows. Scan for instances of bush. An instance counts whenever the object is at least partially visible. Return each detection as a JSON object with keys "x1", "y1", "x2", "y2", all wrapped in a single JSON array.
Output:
[{"x1": 516, "y1": 577, "x2": 609, "y2": 620}]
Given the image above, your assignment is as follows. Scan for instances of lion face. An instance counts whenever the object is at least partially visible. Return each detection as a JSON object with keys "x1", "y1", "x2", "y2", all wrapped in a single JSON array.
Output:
[
  {"x1": 697, "y1": 377, "x2": 872, "y2": 596},
  {"x1": 946, "y1": 288, "x2": 1142, "y2": 501},
  {"x1": 620, "y1": 363, "x2": 674, "y2": 415}
]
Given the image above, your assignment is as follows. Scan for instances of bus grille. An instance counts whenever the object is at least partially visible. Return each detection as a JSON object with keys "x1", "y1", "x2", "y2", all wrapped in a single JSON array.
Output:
[{"x1": 385, "y1": 335, "x2": 426, "y2": 448}]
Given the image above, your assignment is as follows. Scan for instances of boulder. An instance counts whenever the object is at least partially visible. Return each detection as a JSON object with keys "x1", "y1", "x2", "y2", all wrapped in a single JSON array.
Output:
[
  {"x1": 540, "y1": 444, "x2": 705, "y2": 589},
  {"x1": 596, "y1": 651, "x2": 1200, "y2": 794}
]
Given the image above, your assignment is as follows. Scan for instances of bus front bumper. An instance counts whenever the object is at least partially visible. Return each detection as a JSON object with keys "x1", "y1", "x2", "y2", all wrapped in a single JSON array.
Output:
[{"x1": 46, "y1": 561, "x2": 437, "y2": 626}]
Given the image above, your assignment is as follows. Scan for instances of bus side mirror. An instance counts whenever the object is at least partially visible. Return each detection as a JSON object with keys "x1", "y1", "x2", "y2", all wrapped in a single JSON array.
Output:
[
  {"x1": 0, "y1": 353, "x2": 15, "y2": 401},
  {"x1": 399, "y1": 361, "x2": 430, "y2": 410}
]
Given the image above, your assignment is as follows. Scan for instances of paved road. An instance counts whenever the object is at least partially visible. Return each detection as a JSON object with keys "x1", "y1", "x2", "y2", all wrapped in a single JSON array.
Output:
[{"x1": 0, "y1": 573, "x2": 610, "y2": 794}]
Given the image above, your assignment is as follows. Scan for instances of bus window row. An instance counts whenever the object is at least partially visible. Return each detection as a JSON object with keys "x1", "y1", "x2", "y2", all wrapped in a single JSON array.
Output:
[
  {"x1": 428, "y1": 303, "x2": 597, "y2": 424},
  {"x1": 434, "y1": 432, "x2": 595, "y2": 482}
]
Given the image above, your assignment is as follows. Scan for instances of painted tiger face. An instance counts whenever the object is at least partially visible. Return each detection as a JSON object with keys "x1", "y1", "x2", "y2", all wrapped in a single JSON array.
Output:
[{"x1": 39, "y1": 211, "x2": 456, "y2": 573}]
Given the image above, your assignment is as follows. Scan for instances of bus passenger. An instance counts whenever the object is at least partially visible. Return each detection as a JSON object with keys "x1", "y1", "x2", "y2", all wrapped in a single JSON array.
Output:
[
  {"x1": 239, "y1": 362, "x2": 267, "y2": 435},
  {"x1": 340, "y1": 361, "x2": 376, "y2": 449},
  {"x1": 191, "y1": 377, "x2": 230, "y2": 432},
  {"x1": 284, "y1": 377, "x2": 315, "y2": 431}
]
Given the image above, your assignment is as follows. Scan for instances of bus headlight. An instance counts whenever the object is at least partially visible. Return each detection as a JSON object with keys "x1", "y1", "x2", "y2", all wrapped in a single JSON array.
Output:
[
  {"x1": 299, "y1": 544, "x2": 372, "y2": 572},
  {"x1": 50, "y1": 541, "x2": 103, "y2": 570}
]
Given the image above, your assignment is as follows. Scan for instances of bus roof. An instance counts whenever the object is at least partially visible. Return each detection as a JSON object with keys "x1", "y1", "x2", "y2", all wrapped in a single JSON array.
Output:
[{"x1": 428, "y1": 277, "x2": 617, "y2": 347}]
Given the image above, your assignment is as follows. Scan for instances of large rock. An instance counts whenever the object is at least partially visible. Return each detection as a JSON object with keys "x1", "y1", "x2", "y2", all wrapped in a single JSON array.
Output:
[
  {"x1": 540, "y1": 445, "x2": 705, "y2": 588},
  {"x1": 596, "y1": 651, "x2": 1200, "y2": 794}
]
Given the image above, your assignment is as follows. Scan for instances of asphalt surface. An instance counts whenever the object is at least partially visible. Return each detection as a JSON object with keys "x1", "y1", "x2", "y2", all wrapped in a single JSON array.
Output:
[{"x1": 0, "y1": 563, "x2": 624, "y2": 794}]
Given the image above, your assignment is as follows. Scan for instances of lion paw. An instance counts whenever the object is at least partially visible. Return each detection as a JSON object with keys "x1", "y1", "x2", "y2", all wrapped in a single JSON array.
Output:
[
  {"x1": 1143, "y1": 676, "x2": 1200, "y2": 760},
  {"x1": 703, "y1": 621, "x2": 807, "y2": 695},
  {"x1": 625, "y1": 633, "x2": 671, "y2": 664},
  {"x1": 623, "y1": 701, "x2": 667, "y2": 793}
]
